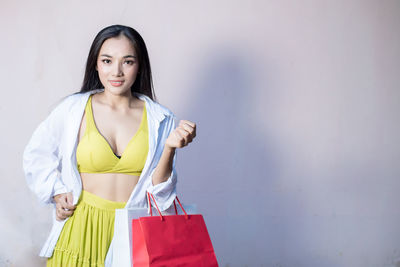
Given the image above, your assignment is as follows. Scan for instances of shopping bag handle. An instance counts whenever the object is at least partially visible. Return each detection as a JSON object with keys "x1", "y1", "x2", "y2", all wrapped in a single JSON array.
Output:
[{"x1": 147, "y1": 192, "x2": 188, "y2": 221}]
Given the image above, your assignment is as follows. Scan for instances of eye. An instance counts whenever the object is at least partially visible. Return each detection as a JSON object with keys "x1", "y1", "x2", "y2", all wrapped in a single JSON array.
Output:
[
  {"x1": 125, "y1": 60, "x2": 135, "y2": 65},
  {"x1": 102, "y1": 59, "x2": 111, "y2": 64}
]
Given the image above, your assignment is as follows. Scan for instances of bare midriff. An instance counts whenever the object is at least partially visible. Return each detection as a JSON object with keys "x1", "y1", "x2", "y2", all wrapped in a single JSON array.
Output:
[{"x1": 80, "y1": 172, "x2": 139, "y2": 203}]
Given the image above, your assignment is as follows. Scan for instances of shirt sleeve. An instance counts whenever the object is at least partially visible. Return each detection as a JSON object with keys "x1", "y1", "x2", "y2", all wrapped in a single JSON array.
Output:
[
  {"x1": 147, "y1": 114, "x2": 178, "y2": 212},
  {"x1": 22, "y1": 97, "x2": 70, "y2": 206}
]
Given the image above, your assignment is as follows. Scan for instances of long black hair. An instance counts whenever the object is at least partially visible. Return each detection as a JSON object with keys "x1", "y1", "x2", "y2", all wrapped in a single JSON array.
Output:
[{"x1": 79, "y1": 25, "x2": 155, "y2": 100}]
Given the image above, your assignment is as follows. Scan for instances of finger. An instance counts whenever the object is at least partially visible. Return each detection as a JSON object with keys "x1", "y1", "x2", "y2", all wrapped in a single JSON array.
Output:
[
  {"x1": 179, "y1": 120, "x2": 194, "y2": 129},
  {"x1": 179, "y1": 120, "x2": 195, "y2": 128},
  {"x1": 65, "y1": 192, "x2": 76, "y2": 210},
  {"x1": 58, "y1": 195, "x2": 76, "y2": 210},
  {"x1": 53, "y1": 193, "x2": 62, "y2": 202},
  {"x1": 179, "y1": 121, "x2": 196, "y2": 138},
  {"x1": 179, "y1": 123, "x2": 196, "y2": 139},
  {"x1": 59, "y1": 196, "x2": 70, "y2": 210},
  {"x1": 61, "y1": 209, "x2": 74, "y2": 217},
  {"x1": 56, "y1": 209, "x2": 65, "y2": 221},
  {"x1": 172, "y1": 129, "x2": 185, "y2": 147},
  {"x1": 176, "y1": 127, "x2": 191, "y2": 145},
  {"x1": 66, "y1": 192, "x2": 73, "y2": 205},
  {"x1": 57, "y1": 212, "x2": 67, "y2": 221},
  {"x1": 57, "y1": 205, "x2": 74, "y2": 218},
  {"x1": 60, "y1": 193, "x2": 76, "y2": 210},
  {"x1": 180, "y1": 126, "x2": 194, "y2": 143}
]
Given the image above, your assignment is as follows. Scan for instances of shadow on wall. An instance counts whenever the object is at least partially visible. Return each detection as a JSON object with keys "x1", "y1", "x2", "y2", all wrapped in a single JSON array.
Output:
[{"x1": 176, "y1": 44, "x2": 293, "y2": 266}]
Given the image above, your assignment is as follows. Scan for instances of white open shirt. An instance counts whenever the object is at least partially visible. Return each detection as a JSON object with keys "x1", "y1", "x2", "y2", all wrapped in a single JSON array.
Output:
[{"x1": 22, "y1": 88, "x2": 178, "y2": 258}]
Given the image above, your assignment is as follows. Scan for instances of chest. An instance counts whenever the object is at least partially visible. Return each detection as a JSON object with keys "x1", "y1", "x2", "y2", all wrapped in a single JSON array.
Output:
[{"x1": 77, "y1": 106, "x2": 146, "y2": 157}]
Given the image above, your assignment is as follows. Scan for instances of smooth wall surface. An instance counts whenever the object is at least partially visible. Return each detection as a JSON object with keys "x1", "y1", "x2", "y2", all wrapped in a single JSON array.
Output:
[{"x1": 1, "y1": 1, "x2": 399, "y2": 266}]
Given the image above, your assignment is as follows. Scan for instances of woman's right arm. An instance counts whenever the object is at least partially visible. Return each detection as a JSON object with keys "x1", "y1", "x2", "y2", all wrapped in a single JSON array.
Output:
[{"x1": 22, "y1": 96, "x2": 71, "y2": 206}]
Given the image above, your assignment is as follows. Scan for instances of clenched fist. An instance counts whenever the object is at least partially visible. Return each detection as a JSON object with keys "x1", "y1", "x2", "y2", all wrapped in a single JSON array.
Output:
[
  {"x1": 53, "y1": 192, "x2": 77, "y2": 221},
  {"x1": 165, "y1": 120, "x2": 196, "y2": 149}
]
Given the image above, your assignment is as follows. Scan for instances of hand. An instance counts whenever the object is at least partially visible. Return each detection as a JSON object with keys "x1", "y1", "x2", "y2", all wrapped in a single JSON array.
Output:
[
  {"x1": 165, "y1": 120, "x2": 196, "y2": 149},
  {"x1": 53, "y1": 192, "x2": 77, "y2": 221}
]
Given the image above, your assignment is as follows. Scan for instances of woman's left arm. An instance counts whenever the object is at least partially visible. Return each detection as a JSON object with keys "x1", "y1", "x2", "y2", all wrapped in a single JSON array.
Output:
[
  {"x1": 152, "y1": 119, "x2": 196, "y2": 185},
  {"x1": 147, "y1": 117, "x2": 196, "y2": 211}
]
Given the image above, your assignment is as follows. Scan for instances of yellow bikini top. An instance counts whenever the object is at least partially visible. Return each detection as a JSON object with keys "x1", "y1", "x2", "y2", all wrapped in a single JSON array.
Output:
[{"x1": 76, "y1": 94, "x2": 149, "y2": 176}]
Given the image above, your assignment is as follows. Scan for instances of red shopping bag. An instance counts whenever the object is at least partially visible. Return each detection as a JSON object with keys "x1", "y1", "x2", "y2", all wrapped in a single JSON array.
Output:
[{"x1": 131, "y1": 192, "x2": 218, "y2": 267}]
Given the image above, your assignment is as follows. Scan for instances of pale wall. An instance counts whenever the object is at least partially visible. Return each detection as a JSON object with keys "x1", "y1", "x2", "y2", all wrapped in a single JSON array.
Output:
[{"x1": 1, "y1": 0, "x2": 399, "y2": 266}]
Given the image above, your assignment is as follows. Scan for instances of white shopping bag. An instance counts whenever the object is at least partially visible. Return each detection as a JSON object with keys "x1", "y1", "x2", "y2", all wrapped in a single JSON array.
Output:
[{"x1": 105, "y1": 203, "x2": 197, "y2": 267}]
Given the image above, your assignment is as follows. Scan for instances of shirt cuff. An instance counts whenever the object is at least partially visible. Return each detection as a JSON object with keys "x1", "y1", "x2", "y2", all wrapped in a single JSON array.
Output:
[
  {"x1": 50, "y1": 180, "x2": 69, "y2": 204},
  {"x1": 147, "y1": 167, "x2": 177, "y2": 211}
]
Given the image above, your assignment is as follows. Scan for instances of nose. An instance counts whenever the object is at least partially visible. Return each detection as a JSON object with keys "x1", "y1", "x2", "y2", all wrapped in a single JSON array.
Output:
[{"x1": 112, "y1": 62, "x2": 123, "y2": 77}]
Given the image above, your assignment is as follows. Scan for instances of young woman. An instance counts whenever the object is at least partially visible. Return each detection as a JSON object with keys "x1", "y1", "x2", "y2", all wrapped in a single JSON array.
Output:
[{"x1": 23, "y1": 24, "x2": 196, "y2": 266}]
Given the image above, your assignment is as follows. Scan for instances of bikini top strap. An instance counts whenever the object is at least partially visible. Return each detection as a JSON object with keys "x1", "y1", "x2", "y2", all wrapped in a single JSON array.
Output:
[{"x1": 85, "y1": 95, "x2": 96, "y2": 131}]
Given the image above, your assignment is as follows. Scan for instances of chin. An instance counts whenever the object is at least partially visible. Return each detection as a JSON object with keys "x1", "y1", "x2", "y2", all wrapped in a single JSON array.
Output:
[{"x1": 106, "y1": 87, "x2": 132, "y2": 95}]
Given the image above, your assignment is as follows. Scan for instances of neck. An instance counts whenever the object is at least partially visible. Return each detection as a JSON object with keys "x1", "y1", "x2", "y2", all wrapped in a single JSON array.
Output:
[{"x1": 98, "y1": 89, "x2": 137, "y2": 110}]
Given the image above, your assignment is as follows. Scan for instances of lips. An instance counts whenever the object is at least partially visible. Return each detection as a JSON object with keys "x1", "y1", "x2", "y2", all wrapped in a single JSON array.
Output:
[{"x1": 109, "y1": 80, "x2": 125, "y2": 87}]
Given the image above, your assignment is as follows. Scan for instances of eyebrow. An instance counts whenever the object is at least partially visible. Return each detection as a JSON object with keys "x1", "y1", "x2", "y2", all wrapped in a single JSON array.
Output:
[{"x1": 100, "y1": 54, "x2": 136, "y2": 58}]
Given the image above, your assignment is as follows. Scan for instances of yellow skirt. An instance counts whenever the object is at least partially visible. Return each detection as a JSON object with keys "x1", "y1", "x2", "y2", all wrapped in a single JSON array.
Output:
[{"x1": 47, "y1": 190, "x2": 126, "y2": 267}]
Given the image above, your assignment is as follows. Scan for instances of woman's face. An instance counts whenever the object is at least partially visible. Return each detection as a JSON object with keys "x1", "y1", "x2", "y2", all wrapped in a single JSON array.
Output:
[{"x1": 96, "y1": 35, "x2": 139, "y2": 96}]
